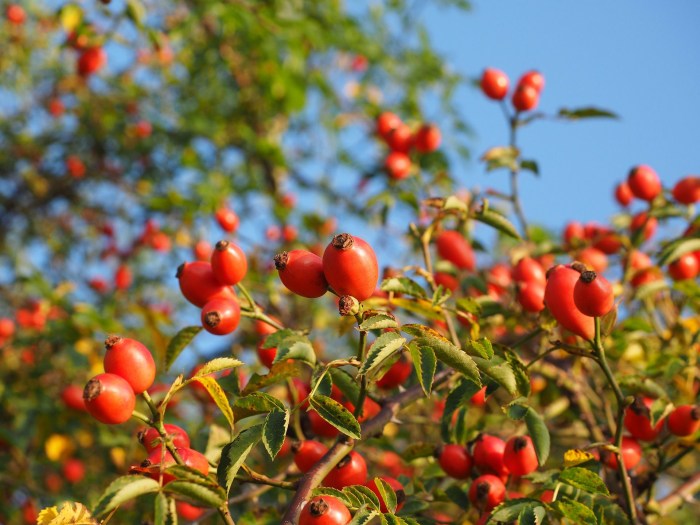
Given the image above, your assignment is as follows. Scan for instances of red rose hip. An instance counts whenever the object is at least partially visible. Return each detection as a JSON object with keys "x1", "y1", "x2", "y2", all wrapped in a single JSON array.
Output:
[
  {"x1": 83, "y1": 373, "x2": 136, "y2": 425},
  {"x1": 481, "y1": 68, "x2": 509, "y2": 100},
  {"x1": 573, "y1": 270, "x2": 614, "y2": 318},
  {"x1": 201, "y1": 297, "x2": 241, "y2": 335},
  {"x1": 211, "y1": 240, "x2": 247, "y2": 285},
  {"x1": 275, "y1": 249, "x2": 328, "y2": 298},
  {"x1": 322, "y1": 234, "x2": 379, "y2": 301},
  {"x1": 104, "y1": 335, "x2": 156, "y2": 394}
]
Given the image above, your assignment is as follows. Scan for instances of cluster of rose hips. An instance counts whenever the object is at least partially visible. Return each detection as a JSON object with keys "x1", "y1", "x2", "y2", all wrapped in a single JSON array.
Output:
[
  {"x1": 375, "y1": 112, "x2": 442, "y2": 180},
  {"x1": 82, "y1": 336, "x2": 156, "y2": 425},
  {"x1": 481, "y1": 68, "x2": 545, "y2": 112}
]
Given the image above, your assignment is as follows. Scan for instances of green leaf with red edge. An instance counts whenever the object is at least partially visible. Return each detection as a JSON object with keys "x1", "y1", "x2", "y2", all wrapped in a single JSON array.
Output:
[
  {"x1": 262, "y1": 409, "x2": 289, "y2": 459},
  {"x1": 186, "y1": 375, "x2": 234, "y2": 432},
  {"x1": 557, "y1": 107, "x2": 618, "y2": 120},
  {"x1": 164, "y1": 481, "x2": 226, "y2": 508},
  {"x1": 308, "y1": 394, "x2": 361, "y2": 439},
  {"x1": 165, "y1": 326, "x2": 202, "y2": 370},
  {"x1": 217, "y1": 425, "x2": 263, "y2": 497},
  {"x1": 93, "y1": 476, "x2": 161, "y2": 517},
  {"x1": 359, "y1": 331, "x2": 406, "y2": 376}
]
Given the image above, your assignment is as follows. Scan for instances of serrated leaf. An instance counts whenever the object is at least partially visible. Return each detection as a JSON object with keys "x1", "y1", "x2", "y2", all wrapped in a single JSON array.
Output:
[
  {"x1": 518, "y1": 504, "x2": 546, "y2": 525},
  {"x1": 164, "y1": 481, "x2": 226, "y2": 507},
  {"x1": 262, "y1": 410, "x2": 289, "y2": 459},
  {"x1": 165, "y1": 326, "x2": 202, "y2": 370},
  {"x1": 360, "y1": 331, "x2": 406, "y2": 376},
  {"x1": 374, "y1": 477, "x2": 398, "y2": 514},
  {"x1": 563, "y1": 449, "x2": 596, "y2": 468},
  {"x1": 241, "y1": 360, "x2": 304, "y2": 395},
  {"x1": 440, "y1": 379, "x2": 481, "y2": 442},
  {"x1": 348, "y1": 505, "x2": 379, "y2": 525},
  {"x1": 474, "y1": 355, "x2": 523, "y2": 396},
  {"x1": 345, "y1": 485, "x2": 381, "y2": 509},
  {"x1": 260, "y1": 329, "x2": 297, "y2": 348},
  {"x1": 154, "y1": 493, "x2": 176, "y2": 525},
  {"x1": 309, "y1": 395, "x2": 361, "y2": 439},
  {"x1": 311, "y1": 487, "x2": 354, "y2": 508},
  {"x1": 465, "y1": 337, "x2": 493, "y2": 359},
  {"x1": 37, "y1": 502, "x2": 97, "y2": 524},
  {"x1": 408, "y1": 342, "x2": 436, "y2": 396},
  {"x1": 234, "y1": 392, "x2": 285, "y2": 413},
  {"x1": 402, "y1": 324, "x2": 480, "y2": 385},
  {"x1": 359, "y1": 314, "x2": 399, "y2": 331},
  {"x1": 524, "y1": 408, "x2": 550, "y2": 466},
  {"x1": 194, "y1": 357, "x2": 244, "y2": 377},
  {"x1": 558, "y1": 107, "x2": 618, "y2": 120},
  {"x1": 93, "y1": 476, "x2": 160, "y2": 517},
  {"x1": 274, "y1": 339, "x2": 316, "y2": 366},
  {"x1": 163, "y1": 465, "x2": 216, "y2": 485},
  {"x1": 559, "y1": 467, "x2": 609, "y2": 495},
  {"x1": 380, "y1": 277, "x2": 428, "y2": 299},
  {"x1": 311, "y1": 367, "x2": 333, "y2": 398},
  {"x1": 550, "y1": 497, "x2": 599, "y2": 524},
  {"x1": 474, "y1": 208, "x2": 521, "y2": 240},
  {"x1": 329, "y1": 368, "x2": 360, "y2": 403},
  {"x1": 217, "y1": 425, "x2": 263, "y2": 496},
  {"x1": 489, "y1": 499, "x2": 543, "y2": 523},
  {"x1": 657, "y1": 237, "x2": 700, "y2": 266},
  {"x1": 188, "y1": 376, "x2": 234, "y2": 432}
]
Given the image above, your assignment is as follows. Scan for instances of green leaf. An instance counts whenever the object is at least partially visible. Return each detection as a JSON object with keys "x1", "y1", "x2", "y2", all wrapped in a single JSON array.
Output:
[
  {"x1": 262, "y1": 409, "x2": 289, "y2": 459},
  {"x1": 380, "y1": 277, "x2": 428, "y2": 299},
  {"x1": 441, "y1": 379, "x2": 481, "y2": 442},
  {"x1": 559, "y1": 467, "x2": 610, "y2": 495},
  {"x1": 550, "y1": 497, "x2": 599, "y2": 524},
  {"x1": 125, "y1": 0, "x2": 147, "y2": 26},
  {"x1": 402, "y1": 442, "x2": 438, "y2": 462},
  {"x1": 154, "y1": 493, "x2": 176, "y2": 525},
  {"x1": 234, "y1": 391, "x2": 285, "y2": 413},
  {"x1": 408, "y1": 342, "x2": 436, "y2": 396},
  {"x1": 359, "y1": 313, "x2": 399, "y2": 331},
  {"x1": 488, "y1": 499, "x2": 544, "y2": 523},
  {"x1": 164, "y1": 481, "x2": 226, "y2": 508},
  {"x1": 374, "y1": 477, "x2": 398, "y2": 514},
  {"x1": 657, "y1": 237, "x2": 700, "y2": 266},
  {"x1": 93, "y1": 476, "x2": 160, "y2": 517},
  {"x1": 311, "y1": 487, "x2": 354, "y2": 508},
  {"x1": 445, "y1": 484, "x2": 470, "y2": 509},
  {"x1": 241, "y1": 360, "x2": 304, "y2": 396},
  {"x1": 474, "y1": 207, "x2": 521, "y2": 240},
  {"x1": 465, "y1": 337, "x2": 493, "y2": 359},
  {"x1": 520, "y1": 159, "x2": 540, "y2": 177},
  {"x1": 329, "y1": 368, "x2": 360, "y2": 404},
  {"x1": 518, "y1": 504, "x2": 546, "y2": 525},
  {"x1": 165, "y1": 326, "x2": 202, "y2": 370},
  {"x1": 188, "y1": 375, "x2": 234, "y2": 432},
  {"x1": 402, "y1": 324, "x2": 480, "y2": 385},
  {"x1": 344, "y1": 485, "x2": 381, "y2": 509},
  {"x1": 273, "y1": 337, "x2": 316, "y2": 366},
  {"x1": 524, "y1": 408, "x2": 550, "y2": 466},
  {"x1": 193, "y1": 357, "x2": 244, "y2": 377},
  {"x1": 481, "y1": 145, "x2": 519, "y2": 172},
  {"x1": 558, "y1": 107, "x2": 618, "y2": 120},
  {"x1": 163, "y1": 465, "x2": 215, "y2": 485},
  {"x1": 260, "y1": 329, "x2": 297, "y2": 348},
  {"x1": 309, "y1": 395, "x2": 361, "y2": 439},
  {"x1": 474, "y1": 353, "x2": 529, "y2": 397},
  {"x1": 348, "y1": 505, "x2": 379, "y2": 525},
  {"x1": 359, "y1": 331, "x2": 407, "y2": 376},
  {"x1": 217, "y1": 425, "x2": 263, "y2": 497}
]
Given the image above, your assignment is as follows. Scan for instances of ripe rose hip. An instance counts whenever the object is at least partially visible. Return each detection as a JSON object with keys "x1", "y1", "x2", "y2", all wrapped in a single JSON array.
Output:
[
  {"x1": 0, "y1": 317, "x2": 15, "y2": 338},
  {"x1": 436, "y1": 444, "x2": 472, "y2": 479},
  {"x1": 573, "y1": 270, "x2": 614, "y2": 318},
  {"x1": 627, "y1": 165, "x2": 661, "y2": 202},
  {"x1": 672, "y1": 176, "x2": 700, "y2": 204},
  {"x1": 577, "y1": 246, "x2": 608, "y2": 273},
  {"x1": 376, "y1": 111, "x2": 402, "y2": 140},
  {"x1": 471, "y1": 386, "x2": 487, "y2": 407},
  {"x1": 563, "y1": 221, "x2": 585, "y2": 247},
  {"x1": 472, "y1": 434, "x2": 509, "y2": 477},
  {"x1": 176, "y1": 501, "x2": 206, "y2": 520},
  {"x1": 103, "y1": 335, "x2": 156, "y2": 394},
  {"x1": 512, "y1": 257, "x2": 546, "y2": 286},
  {"x1": 193, "y1": 240, "x2": 212, "y2": 261},
  {"x1": 386, "y1": 124, "x2": 413, "y2": 153},
  {"x1": 667, "y1": 405, "x2": 700, "y2": 436},
  {"x1": 384, "y1": 151, "x2": 412, "y2": 180},
  {"x1": 630, "y1": 212, "x2": 657, "y2": 242},
  {"x1": 323, "y1": 450, "x2": 368, "y2": 490},
  {"x1": 518, "y1": 70, "x2": 545, "y2": 93},
  {"x1": 376, "y1": 355, "x2": 412, "y2": 389},
  {"x1": 668, "y1": 253, "x2": 699, "y2": 281},
  {"x1": 211, "y1": 240, "x2": 248, "y2": 285},
  {"x1": 614, "y1": 181, "x2": 633, "y2": 206},
  {"x1": 256, "y1": 337, "x2": 277, "y2": 369},
  {"x1": 308, "y1": 409, "x2": 340, "y2": 438},
  {"x1": 83, "y1": 373, "x2": 136, "y2": 425},
  {"x1": 503, "y1": 436, "x2": 538, "y2": 476},
  {"x1": 61, "y1": 384, "x2": 87, "y2": 411},
  {"x1": 114, "y1": 264, "x2": 132, "y2": 290},
  {"x1": 365, "y1": 477, "x2": 406, "y2": 513},
  {"x1": 6, "y1": 4, "x2": 25, "y2": 24},
  {"x1": 215, "y1": 207, "x2": 239, "y2": 232},
  {"x1": 544, "y1": 265, "x2": 595, "y2": 339},
  {"x1": 293, "y1": 440, "x2": 329, "y2": 473},
  {"x1": 511, "y1": 84, "x2": 539, "y2": 112},
  {"x1": 77, "y1": 47, "x2": 107, "y2": 77},
  {"x1": 322, "y1": 233, "x2": 379, "y2": 301},
  {"x1": 177, "y1": 261, "x2": 235, "y2": 307},
  {"x1": 602, "y1": 436, "x2": 642, "y2": 471},
  {"x1": 481, "y1": 68, "x2": 509, "y2": 100},
  {"x1": 139, "y1": 424, "x2": 190, "y2": 452},
  {"x1": 201, "y1": 297, "x2": 241, "y2": 335},
  {"x1": 141, "y1": 447, "x2": 209, "y2": 484},
  {"x1": 274, "y1": 249, "x2": 328, "y2": 298},
  {"x1": 469, "y1": 474, "x2": 506, "y2": 511},
  {"x1": 624, "y1": 397, "x2": 664, "y2": 442},
  {"x1": 414, "y1": 124, "x2": 441, "y2": 153},
  {"x1": 436, "y1": 230, "x2": 475, "y2": 271},
  {"x1": 434, "y1": 271, "x2": 459, "y2": 291},
  {"x1": 299, "y1": 496, "x2": 351, "y2": 525}
]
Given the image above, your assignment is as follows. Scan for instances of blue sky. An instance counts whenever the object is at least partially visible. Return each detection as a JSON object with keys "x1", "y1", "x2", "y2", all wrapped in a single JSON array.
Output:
[{"x1": 423, "y1": 1, "x2": 700, "y2": 233}]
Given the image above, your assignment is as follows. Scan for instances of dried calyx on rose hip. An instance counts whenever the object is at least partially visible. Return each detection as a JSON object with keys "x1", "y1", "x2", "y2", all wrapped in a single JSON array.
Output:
[{"x1": 572, "y1": 265, "x2": 614, "y2": 318}]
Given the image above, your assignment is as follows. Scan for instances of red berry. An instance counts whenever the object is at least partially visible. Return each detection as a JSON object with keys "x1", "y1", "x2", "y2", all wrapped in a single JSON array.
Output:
[
  {"x1": 511, "y1": 84, "x2": 539, "y2": 112},
  {"x1": 518, "y1": 70, "x2": 545, "y2": 92},
  {"x1": 573, "y1": 270, "x2": 614, "y2": 318},
  {"x1": 194, "y1": 240, "x2": 212, "y2": 261},
  {"x1": 322, "y1": 234, "x2": 379, "y2": 301},
  {"x1": 414, "y1": 124, "x2": 441, "y2": 153},
  {"x1": 437, "y1": 444, "x2": 472, "y2": 479},
  {"x1": 577, "y1": 247, "x2": 609, "y2": 274},
  {"x1": 139, "y1": 424, "x2": 190, "y2": 452},
  {"x1": 115, "y1": 264, "x2": 132, "y2": 290},
  {"x1": 436, "y1": 230, "x2": 475, "y2": 271},
  {"x1": 434, "y1": 271, "x2": 459, "y2": 292},
  {"x1": 544, "y1": 265, "x2": 595, "y2": 339},
  {"x1": 176, "y1": 502, "x2": 207, "y2": 520},
  {"x1": 103, "y1": 336, "x2": 156, "y2": 394},
  {"x1": 469, "y1": 474, "x2": 506, "y2": 511},
  {"x1": 142, "y1": 447, "x2": 209, "y2": 484},
  {"x1": 376, "y1": 112, "x2": 402, "y2": 139},
  {"x1": 630, "y1": 212, "x2": 657, "y2": 241},
  {"x1": 62, "y1": 458, "x2": 86, "y2": 484},
  {"x1": 672, "y1": 176, "x2": 700, "y2": 204},
  {"x1": 481, "y1": 68, "x2": 509, "y2": 100},
  {"x1": 61, "y1": 384, "x2": 87, "y2": 411},
  {"x1": 215, "y1": 207, "x2": 239, "y2": 233},
  {"x1": 77, "y1": 47, "x2": 107, "y2": 76},
  {"x1": 627, "y1": 165, "x2": 662, "y2": 202},
  {"x1": 384, "y1": 151, "x2": 412, "y2": 180},
  {"x1": 211, "y1": 240, "x2": 248, "y2": 285},
  {"x1": 201, "y1": 297, "x2": 241, "y2": 335},
  {"x1": 6, "y1": 4, "x2": 25, "y2": 24},
  {"x1": 512, "y1": 257, "x2": 546, "y2": 286},
  {"x1": 614, "y1": 181, "x2": 633, "y2": 206},
  {"x1": 668, "y1": 253, "x2": 699, "y2": 281},
  {"x1": 255, "y1": 315, "x2": 281, "y2": 336},
  {"x1": 376, "y1": 355, "x2": 412, "y2": 389},
  {"x1": 503, "y1": 436, "x2": 538, "y2": 476},
  {"x1": 323, "y1": 451, "x2": 368, "y2": 490},
  {"x1": 624, "y1": 397, "x2": 664, "y2": 442},
  {"x1": 257, "y1": 337, "x2": 277, "y2": 369},
  {"x1": 386, "y1": 124, "x2": 414, "y2": 153},
  {"x1": 0, "y1": 317, "x2": 15, "y2": 338},
  {"x1": 299, "y1": 496, "x2": 352, "y2": 525},
  {"x1": 177, "y1": 261, "x2": 236, "y2": 308},
  {"x1": 274, "y1": 250, "x2": 328, "y2": 298},
  {"x1": 563, "y1": 221, "x2": 586, "y2": 247},
  {"x1": 667, "y1": 405, "x2": 700, "y2": 437},
  {"x1": 83, "y1": 373, "x2": 136, "y2": 425},
  {"x1": 472, "y1": 434, "x2": 509, "y2": 477},
  {"x1": 365, "y1": 477, "x2": 406, "y2": 513},
  {"x1": 66, "y1": 155, "x2": 86, "y2": 179},
  {"x1": 293, "y1": 440, "x2": 329, "y2": 473},
  {"x1": 308, "y1": 409, "x2": 340, "y2": 438},
  {"x1": 471, "y1": 386, "x2": 487, "y2": 407},
  {"x1": 602, "y1": 437, "x2": 642, "y2": 471}
]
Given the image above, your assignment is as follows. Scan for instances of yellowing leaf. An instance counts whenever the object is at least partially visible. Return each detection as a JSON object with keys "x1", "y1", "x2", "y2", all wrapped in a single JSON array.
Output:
[
  {"x1": 563, "y1": 448, "x2": 595, "y2": 468},
  {"x1": 60, "y1": 4, "x2": 83, "y2": 32},
  {"x1": 38, "y1": 502, "x2": 97, "y2": 524},
  {"x1": 37, "y1": 507, "x2": 59, "y2": 525}
]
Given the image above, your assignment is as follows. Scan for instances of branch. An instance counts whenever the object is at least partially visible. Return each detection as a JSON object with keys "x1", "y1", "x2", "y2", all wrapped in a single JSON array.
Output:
[{"x1": 656, "y1": 473, "x2": 700, "y2": 515}]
